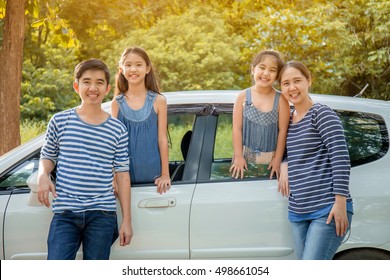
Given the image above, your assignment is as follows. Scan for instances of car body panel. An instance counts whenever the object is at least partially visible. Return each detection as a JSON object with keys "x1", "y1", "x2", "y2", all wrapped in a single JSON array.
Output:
[
  {"x1": 111, "y1": 183, "x2": 196, "y2": 260},
  {"x1": 4, "y1": 191, "x2": 52, "y2": 260},
  {"x1": 190, "y1": 180, "x2": 294, "y2": 259}
]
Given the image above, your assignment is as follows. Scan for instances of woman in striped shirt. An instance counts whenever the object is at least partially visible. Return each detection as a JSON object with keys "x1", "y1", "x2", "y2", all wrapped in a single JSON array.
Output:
[{"x1": 278, "y1": 61, "x2": 353, "y2": 260}]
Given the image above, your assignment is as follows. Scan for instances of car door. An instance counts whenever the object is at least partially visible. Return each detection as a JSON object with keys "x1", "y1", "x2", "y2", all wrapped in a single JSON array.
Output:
[
  {"x1": 110, "y1": 108, "x2": 201, "y2": 259},
  {"x1": 1, "y1": 148, "x2": 53, "y2": 260},
  {"x1": 189, "y1": 108, "x2": 295, "y2": 259},
  {"x1": 0, "y1": 189, "x2": 10, "y2": 260}
]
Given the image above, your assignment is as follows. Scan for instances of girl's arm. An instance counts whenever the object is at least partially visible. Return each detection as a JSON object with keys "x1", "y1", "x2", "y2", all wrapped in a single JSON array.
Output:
[
  {"x1": 155, "y1": 94, "x2": 171, "y2": 194},
  {"x1": 268, "y1": 94, "x2": 290, "y2": 179},
  {"x1": 111, "y1": 98, "x2": 119, "y2": 118},
  {"x1": 229, "y1": 91, "x2": 247, "y2": 179},
  {"x1": 278, "y1": 161, "x2": 289, "y2": 197}
]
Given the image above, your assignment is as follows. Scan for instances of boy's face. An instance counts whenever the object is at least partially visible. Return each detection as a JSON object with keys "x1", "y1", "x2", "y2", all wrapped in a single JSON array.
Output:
[{"x1": 73, "y1": 70, "x2": 111, "y2": 105}]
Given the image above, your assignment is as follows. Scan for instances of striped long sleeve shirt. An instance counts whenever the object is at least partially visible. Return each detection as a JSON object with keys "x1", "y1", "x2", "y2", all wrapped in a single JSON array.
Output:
[
  {"x1": 40, "y1": 108, "x2": 129, "y2": 213},
  {"x1": 286, "y1": 103, "x2": 352, "y2": 215}
]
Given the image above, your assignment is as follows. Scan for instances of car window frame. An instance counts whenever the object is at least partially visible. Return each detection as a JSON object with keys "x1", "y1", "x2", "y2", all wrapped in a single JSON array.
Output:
[{"x1": 196, "y1": 104, "x2": 389, "y2": 182}]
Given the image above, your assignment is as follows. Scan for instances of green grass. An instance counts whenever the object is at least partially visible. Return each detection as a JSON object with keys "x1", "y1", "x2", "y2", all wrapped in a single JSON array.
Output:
[
  {"x1": 20, "y1": 120, "x2": 47, "y2": 144},
  {"x1": 168, "y1": 123, "x2": 193, "y2": 161}
]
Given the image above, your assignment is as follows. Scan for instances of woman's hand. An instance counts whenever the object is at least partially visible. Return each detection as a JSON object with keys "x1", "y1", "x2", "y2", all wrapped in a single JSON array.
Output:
[
  {"x1": 327, "y1": 195, "x2": 349, "y2": 236},
  {"x1": 277, "y1": 161, "x2": 289, "y2": 197}
]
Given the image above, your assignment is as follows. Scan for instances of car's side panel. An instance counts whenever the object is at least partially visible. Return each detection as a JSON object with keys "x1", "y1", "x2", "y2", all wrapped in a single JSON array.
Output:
[
  {"x1": 110, "y1": 183, "x2": 196, "y2": 259},
  {"x1": 0, "y1": 193, "x2": 11, "y2": 260},
  {"x1": 190, "y1": 180, "x2": 295, "y2": 259},
  {"x1": 4, "y1": 184, "x2": 196, "y2": 260},
  {"x1": 338, "y1": 162, "x2": 390, "y2": 252},
  {"x1": 4, "y1": 191, "x2": 52, "y2": 260}
]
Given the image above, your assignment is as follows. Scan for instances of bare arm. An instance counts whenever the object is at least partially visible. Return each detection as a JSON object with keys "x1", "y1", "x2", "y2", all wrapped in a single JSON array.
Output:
[
  {"x1": 268, "y1": 94, "x2": 290, "y2": 179},
  {"x1": 154, "y1": 94, "x2": 171, "y2": 194},
  {"x1": 115, "y1": 171, "x2": 133, "y2": 246},
  {"x1": 229, "y1": 91, "x2": 247, "y2": 179},
  {"x1": 278, "y1": 161, "x2": 289, "y2": 197},
  {"x1": 37, "y1": 159, "x2": 57, "y2": 207},
  {"x1": 111, "y1": 98, "x2": 119, "y2": 118}
]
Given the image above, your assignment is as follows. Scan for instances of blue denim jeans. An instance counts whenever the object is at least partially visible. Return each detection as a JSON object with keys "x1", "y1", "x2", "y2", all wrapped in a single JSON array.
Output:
[
  {"x1": 290, "y1": 212, "x2": 352, "y2": 260},
  {"x1": 47, "y1": 210, "x2": 119, "y2": 260}
]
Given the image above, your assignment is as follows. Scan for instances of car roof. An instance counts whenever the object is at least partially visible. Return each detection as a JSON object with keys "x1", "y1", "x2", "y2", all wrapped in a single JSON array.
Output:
[{"x1": 163, "y1": 90, "x2": 390, "y2": 115}]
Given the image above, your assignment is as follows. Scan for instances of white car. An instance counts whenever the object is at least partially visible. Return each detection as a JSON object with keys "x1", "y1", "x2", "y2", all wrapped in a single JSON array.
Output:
[{"x1": 1, "y1": 90, "x2": 389, "y2": 260}]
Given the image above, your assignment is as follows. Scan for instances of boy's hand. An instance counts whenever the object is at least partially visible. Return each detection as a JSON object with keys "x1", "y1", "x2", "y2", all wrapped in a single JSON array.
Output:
[
  {"x1": 119, "y1": 221, "x2": 133, "y2": 246},
  {"x1": 38, "y1": 174, "x2": 57, "y2": 207}
]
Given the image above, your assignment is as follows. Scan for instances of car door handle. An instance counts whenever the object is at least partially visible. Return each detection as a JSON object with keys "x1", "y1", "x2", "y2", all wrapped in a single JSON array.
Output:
[{"x1": 138, "y1": 198, "x2": 176, "y2": 208}]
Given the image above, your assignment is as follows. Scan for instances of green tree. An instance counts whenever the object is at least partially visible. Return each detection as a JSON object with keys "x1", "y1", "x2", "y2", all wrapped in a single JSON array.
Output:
[
  {"x1": 239, "y1": 4, "x2": 352, "y2": 94},
  {"x1": 102, "y1": 5, "x2": 243, "y2": 92},
  {"x1": 20, "y1": 0, "x2": 80, "y2": 121},
  {"x1": 337, "y1": 0, "x2": 389, "y2": 99},
  {"x1": 21, "y1": 43, "x2": 79, "y2": 121}
]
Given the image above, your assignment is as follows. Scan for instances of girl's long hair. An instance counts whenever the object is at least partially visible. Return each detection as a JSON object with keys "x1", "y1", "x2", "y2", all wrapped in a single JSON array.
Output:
[{"x1": 115, "y1": 46, "x2": 161, "y2": 96}]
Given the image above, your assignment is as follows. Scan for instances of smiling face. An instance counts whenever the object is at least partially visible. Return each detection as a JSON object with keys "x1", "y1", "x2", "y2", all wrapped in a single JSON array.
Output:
[
  {"x1": 73, "y1": 69, "x2": 111, "y2": 106},
  {"x1": 251, "y1": 55, "x2": 279, "y2": 88},
  {"x1": 120, "y1": 52, "x2": 151, "y2": 86},
  {"x1": 280, "y1": 66, "x2": 311, "y2": 105}
]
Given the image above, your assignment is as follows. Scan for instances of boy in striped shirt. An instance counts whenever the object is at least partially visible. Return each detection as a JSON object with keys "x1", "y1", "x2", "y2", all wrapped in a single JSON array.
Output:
[{"x1": 38, "y1": 58, "x2": 132, "y2": 260}]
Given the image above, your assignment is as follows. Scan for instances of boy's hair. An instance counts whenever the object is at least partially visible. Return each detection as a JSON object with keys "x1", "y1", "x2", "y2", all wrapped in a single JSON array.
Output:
[
  {"x1": 116, "y1": 46, "x2": 161, "y2": 95},
  {"x1": 251, "y1": 50, "x2": 284, "y2": 81},
  {"x1": 278, "y1": 60, "x2": 311, "y2": 84},
  {"x1": 74, "y1": 58, "x2": 110, "y2": 84}
]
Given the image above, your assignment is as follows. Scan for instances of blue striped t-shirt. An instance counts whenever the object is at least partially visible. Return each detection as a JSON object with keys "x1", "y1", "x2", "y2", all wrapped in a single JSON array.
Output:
[
  {"x1": 40, "y1": 108, "x2": 129, "y2": 213},
  {"x1": 286, "y1": 103, "x2": 353, "y2": 216}
]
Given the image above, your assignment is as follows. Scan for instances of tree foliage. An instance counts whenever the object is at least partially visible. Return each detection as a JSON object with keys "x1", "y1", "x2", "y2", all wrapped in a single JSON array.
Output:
[
  {"x1": 1, "y1": 0, "x2": 389, "y2": 127},
  {"x1": 102, "y1": 5, "x2": 243, "y2": 91}
]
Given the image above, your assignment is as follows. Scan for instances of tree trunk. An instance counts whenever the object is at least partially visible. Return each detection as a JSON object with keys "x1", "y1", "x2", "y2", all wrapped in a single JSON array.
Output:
[{"x1": 0, "y1": 0, "x2": 26, "y2": 156}]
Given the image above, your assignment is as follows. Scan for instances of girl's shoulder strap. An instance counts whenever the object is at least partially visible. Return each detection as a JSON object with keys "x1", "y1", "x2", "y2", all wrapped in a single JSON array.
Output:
[
  {"x1": 147, "y1": 90, "x2": 159, "y2": 104},
  {"x1": 245, "y1": 88, "x2": 252, "y2": 105},
  {"x1": 273, "y1": 90, "x2": 282, "y2": 109},
  {"x1": 115, "y1": 93, "x2": 125, "y2": 103}
]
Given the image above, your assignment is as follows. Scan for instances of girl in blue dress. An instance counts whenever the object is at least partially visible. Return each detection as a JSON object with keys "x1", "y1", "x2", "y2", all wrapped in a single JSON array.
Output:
[{"x1": 111, "y1": 46, "x2": 170, "y2": 194}]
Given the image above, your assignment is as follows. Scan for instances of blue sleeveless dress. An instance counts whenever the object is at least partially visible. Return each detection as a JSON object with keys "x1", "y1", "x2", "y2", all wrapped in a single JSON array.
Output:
[{"x1": 115, "y1": 91, "x2": 161, "y2": 183}]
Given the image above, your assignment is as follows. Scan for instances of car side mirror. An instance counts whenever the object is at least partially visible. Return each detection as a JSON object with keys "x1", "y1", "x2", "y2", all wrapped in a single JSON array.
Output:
[{"x1": 26, "y1": 171, "x2": 43, "y2": 206}]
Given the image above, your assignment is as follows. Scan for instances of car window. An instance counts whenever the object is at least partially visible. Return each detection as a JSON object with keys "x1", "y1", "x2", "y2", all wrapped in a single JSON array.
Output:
[
  {"x1": 210, "y1": 113, "x2": 233, "y2": 180},
  {"x1": 168, "y1": 112, "x2": 195, "y2": 181},
  {"x1": 0, "y1": 149, "x2": 41, "y2": 190},
  {"x1": 211, "y1": 113, "x2": 273, "y2": 181},
  {"x1": 337, "y1": 110, "x2": 389, "y2": 167},
  {"x1": 210, "y1": 109, "x2": 389, "y2": 180}
]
